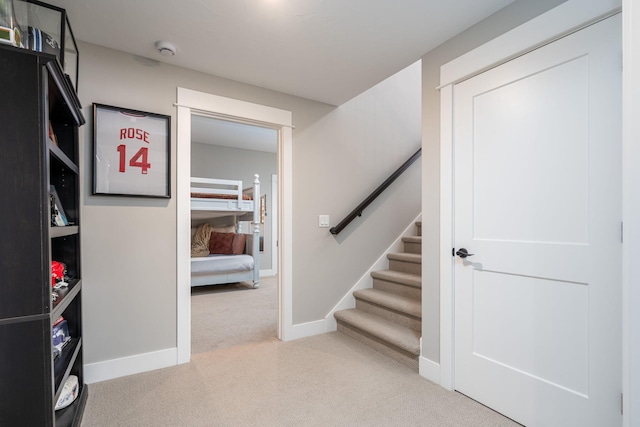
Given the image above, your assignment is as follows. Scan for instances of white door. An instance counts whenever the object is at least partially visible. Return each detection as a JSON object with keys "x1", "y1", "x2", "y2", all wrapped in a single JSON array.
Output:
[{"x1": 453, "y1": 15, "x2": 621, "y2": 427}]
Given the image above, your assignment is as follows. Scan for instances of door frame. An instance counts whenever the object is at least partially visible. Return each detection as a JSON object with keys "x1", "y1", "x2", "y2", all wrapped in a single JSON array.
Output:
[
  {"x1": 438, "y1": 0, "x2": 623, "y2": 392},
  {"x1": 271, "y1": 174, "x2": 278, "y2": 276},
  {"x1": 176, "y1": 88, "x2": 294, "y2": 364},
  {"x1": 622, "y1": 0, "x2": 640, "y2": 424}
]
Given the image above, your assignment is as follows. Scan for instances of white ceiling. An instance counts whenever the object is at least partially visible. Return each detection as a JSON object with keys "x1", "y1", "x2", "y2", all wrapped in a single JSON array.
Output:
[{"x1": 45, "y1": 0, "x2": 514, "y2": 106}]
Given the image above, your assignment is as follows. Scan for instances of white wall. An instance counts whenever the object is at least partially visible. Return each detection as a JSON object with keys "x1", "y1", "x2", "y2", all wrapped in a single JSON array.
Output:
[
  {"x1": 420, "y1": 0, "x2": 567, "y2": 363},
  {"x1": 191, "y1": 143, "x2": 276, "y2": 270},
  {"x1": 78, "y1": 42, "x2": 421, "y2": 371},
  {"x1": 292, "y1": 60, "x2": 422, "y2": 323}
]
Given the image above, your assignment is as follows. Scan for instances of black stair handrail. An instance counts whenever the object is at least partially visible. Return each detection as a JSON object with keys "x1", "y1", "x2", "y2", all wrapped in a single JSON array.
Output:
[{"x1": 330, "y1": 148, "x2": 421, "y2": 235}]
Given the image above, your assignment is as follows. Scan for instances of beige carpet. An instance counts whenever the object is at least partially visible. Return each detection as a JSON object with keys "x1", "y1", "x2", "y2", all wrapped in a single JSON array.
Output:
[
  {"x1": 81, "y1": 276, "x2": 520, "y2": 426},
  {"x1": 190, "y1": 275, "x2": 278, "y2": 354}
]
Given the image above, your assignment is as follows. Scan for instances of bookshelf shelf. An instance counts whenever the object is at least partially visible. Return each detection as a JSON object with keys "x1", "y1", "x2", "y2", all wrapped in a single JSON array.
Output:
[
  {"x1": 52, "y1": 279, "x2": 82, "y2": 319},
  {"x1": 50, "y1": 226, "x2": 79, "y2": 239}
]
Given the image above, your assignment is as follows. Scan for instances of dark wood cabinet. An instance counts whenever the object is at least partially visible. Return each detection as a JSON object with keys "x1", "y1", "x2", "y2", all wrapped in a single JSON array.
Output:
[{"x1": 0, "y1": 44, "x2": 87, "y2": 427}]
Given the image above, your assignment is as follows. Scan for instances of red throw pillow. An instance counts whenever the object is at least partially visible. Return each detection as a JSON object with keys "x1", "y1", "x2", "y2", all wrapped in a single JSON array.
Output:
[
  {"x1": 231, "y1": 233, "x2": 246, "y2": 255},
  {"x1": 209, "y1": 232, "x2": 235, "y2": 254}
]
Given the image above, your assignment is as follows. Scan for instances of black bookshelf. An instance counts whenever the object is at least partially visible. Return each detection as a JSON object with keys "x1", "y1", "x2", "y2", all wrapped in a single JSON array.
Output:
[{"x1": 0, "y1": 44, "x2": 87, "y2": 427}]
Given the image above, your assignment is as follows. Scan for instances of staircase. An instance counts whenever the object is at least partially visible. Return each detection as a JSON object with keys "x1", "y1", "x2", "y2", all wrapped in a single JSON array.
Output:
[{"x1": 334, "y1": 221, "x2": 422, "y2": 371}]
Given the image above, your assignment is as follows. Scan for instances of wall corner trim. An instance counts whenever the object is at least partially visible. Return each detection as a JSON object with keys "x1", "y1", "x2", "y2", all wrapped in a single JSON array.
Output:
[
  {"x1": 419, "y1": 356, "x2": 441, "y2": 385},
  {"x1": 283, "y1": 320, "x2": 326, "y2": 341}
]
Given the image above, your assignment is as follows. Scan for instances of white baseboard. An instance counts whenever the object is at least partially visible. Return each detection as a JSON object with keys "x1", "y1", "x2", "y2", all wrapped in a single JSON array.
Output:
[
  {"x1": 84, "y1": 347, "x2": 178, "y2": 384},
  {"x1": 260, "y1": 269, "x2": 275, "y2": 277},
  {"x1": 324, "y1": 213, "x2": 423, "y2": 333},
  {"x1": 419, "y1": 356, "x2": 441, "y2": 384},
  {"x1": 285, "y1": 319, "x2": 326, "y2": 341}
]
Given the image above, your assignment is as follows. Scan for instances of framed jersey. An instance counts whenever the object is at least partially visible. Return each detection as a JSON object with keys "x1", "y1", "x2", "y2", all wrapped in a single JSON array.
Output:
[{"x1": 93, "y1": 103, "x2": 171, "y2": 198}]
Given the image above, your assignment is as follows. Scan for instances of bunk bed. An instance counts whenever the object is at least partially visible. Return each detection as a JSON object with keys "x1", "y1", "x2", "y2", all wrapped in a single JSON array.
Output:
[{"x1": 190, "y1": 174, "x2": 260, "y2": 288}]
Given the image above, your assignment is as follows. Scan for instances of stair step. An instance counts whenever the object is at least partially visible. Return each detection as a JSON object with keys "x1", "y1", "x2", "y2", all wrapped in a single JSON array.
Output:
[
  {"x1": 334, "y1": 219, "x2": 423, "y2": 371},
  {"x1": 334, "y1": 308, "x2": 420, "y2": 361},
  {"x1": 387, "y1": 252, "x2": 421, "y2": 275},
  {"x1": 354, "y1": 289, "x2": 421, "y2": 318},
  {"x1": 371, "y1": 270, "x2": 421, "y2": 289},
  {"x1": 372, "y1": 270, "x2": 421, "y2": 300},
  {"x1": 388, "y1": 252, "x2": 421, "y2": 263},
  {"x1": 402, "y1": 236, "x2": 421, "y2": 254},
  {"x1": 402, "y1": 236, "x2": 421, "y2": 243},
  {"x1": 354, "y1": 288, "x2": 421, "y2": 331}
]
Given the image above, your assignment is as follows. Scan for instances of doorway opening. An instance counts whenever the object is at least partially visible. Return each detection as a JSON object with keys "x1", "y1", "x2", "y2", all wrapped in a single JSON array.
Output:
[
  {"x1": 176, "y1": 88, "x2": 293, "y2": 363},
  {"x1": 189, "y1": 114, "x2": 279, "y2": 355}
]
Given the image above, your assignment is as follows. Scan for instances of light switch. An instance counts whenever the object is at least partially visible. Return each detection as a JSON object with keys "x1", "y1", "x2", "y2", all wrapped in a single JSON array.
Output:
[{"x1": 319, "y1": 215, "x2": 330, "y2": 228}]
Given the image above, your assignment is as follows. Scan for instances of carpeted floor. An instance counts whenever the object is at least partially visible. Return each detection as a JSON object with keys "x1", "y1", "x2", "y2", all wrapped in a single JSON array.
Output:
[
  {"x1": 190, "y1": 275, "x2": 278, "y2": 354},
  {"x1": 80, "y1": 276, "x2": 520, "y2": 427}
]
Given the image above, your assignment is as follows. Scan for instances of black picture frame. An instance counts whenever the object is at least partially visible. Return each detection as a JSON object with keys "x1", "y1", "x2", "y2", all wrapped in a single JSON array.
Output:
[{"x1": 93, "y1": 103, "x2": 171, "y2": 198}]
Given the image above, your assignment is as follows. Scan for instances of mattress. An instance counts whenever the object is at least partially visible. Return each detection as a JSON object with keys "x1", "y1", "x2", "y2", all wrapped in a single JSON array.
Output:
[
  {"x1": 191, "y1": 192, "x2": 252, "y2": 200},
  {"x1": 191, "y1": 254, "x2": 254, "y2": 275}
]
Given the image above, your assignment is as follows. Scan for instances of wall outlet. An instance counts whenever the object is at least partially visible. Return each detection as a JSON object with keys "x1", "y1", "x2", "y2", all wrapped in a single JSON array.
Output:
[{"x1": 319, "y1": 215, "x2": 330, "y2": 228}]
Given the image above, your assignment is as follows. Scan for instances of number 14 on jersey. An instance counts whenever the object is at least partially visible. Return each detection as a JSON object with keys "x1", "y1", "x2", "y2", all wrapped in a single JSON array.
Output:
[{"x1": 117, "y1": 144, "x2": 151, "y2": 174}]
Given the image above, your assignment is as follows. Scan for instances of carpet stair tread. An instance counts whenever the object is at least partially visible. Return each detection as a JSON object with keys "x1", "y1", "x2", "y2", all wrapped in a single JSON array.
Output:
[
  {"x1": 353, "y1": 288, "x2": 421, "y2": 319},
  {"x1": 336, "y1": 220, "x2": 422, "y2": 368},
  {"x1": 387, "y1": 252, "x2": 422, "y2": 264},
  {"x1": 371, "y1": 269, "x2": 421, "y2": 288},
  {"x1": 334, "y1": 309, "x2": 420, "y2": 356},
  {"x1": 402, "y1": 236, "x2": 421, "y2": 244}
]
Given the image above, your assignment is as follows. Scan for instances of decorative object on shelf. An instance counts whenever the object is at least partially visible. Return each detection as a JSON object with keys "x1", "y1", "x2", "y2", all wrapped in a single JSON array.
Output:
[
  {"x1": 28, "y1": 25, "x2": 59, "y2": 56},
  {"x1": 54, "y1": 374, "x2": 78, "y2": 410},
  {"x1": 52, "y1": 316, "x2": 70, "y2": 357},
  {"x1": 50, "y1": 184, "x2": 68, "y2": 226},
  {"x1": 1, "y1": 1, "x2": 80, "y2": 91},
  {"x1": 93, "y1": 103, "x2": 171, "y2": 198},
  {"x1": 51, "y1": 260, "x2": 67, "y2": 288},
  {"x1": 24, "y1": 0, "x2": 79, "y2": 92},
  {"x1": 48, "y1": 120, "x2": 58, "y2": 145},
  {"x1": 0, "y1": 0, "x2": 26, "y2": 47}
]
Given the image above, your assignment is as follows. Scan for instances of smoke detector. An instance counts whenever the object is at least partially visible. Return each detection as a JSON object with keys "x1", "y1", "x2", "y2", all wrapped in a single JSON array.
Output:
[{"x1": 155, "y1": 41, "x2": 176, "y2": 56}]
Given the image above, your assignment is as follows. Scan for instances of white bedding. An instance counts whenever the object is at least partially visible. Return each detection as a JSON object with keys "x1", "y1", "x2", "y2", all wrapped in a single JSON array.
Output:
[{"x1": 191, "y1": 254, "x2": 254, "y2": 276}]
